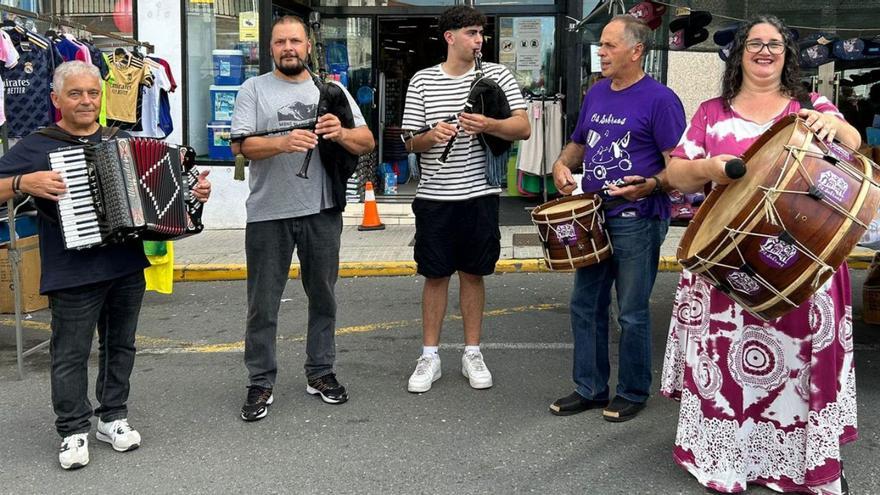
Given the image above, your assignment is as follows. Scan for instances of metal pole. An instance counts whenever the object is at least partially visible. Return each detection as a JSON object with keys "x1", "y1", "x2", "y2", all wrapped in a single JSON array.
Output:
[{"x1": 9, "y1": 198, "x2": 24, "y2": 380}]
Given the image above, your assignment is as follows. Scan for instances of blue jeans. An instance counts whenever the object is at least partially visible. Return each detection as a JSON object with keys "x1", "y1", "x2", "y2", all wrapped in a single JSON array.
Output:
[
  {"x1": 48, "y1": 271, "x2": 146, "y2": 437},
  {"x1": 569, "y1": 215, "x2": 668, "y2": 403},
  {"x1": 244, "y1": 211, "x2": 342, "y2": 387}
]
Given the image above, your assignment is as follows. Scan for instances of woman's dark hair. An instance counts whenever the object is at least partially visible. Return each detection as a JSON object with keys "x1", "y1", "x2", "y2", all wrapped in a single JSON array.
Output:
[
  {"x1": 438, "y1": 6, "x2": 486, "y2": 34},
  {"x1": 721, "y1": 15, "x2": 806, "y2": 107}
]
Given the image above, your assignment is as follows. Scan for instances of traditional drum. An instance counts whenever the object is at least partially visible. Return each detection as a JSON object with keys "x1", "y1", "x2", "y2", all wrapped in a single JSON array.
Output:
[
  {"x1": 678, "y1": 114, "x2": 880, "y2": 320},
  {"x1": 531, "y1": 193, "x2": 611, "y2": 271}
]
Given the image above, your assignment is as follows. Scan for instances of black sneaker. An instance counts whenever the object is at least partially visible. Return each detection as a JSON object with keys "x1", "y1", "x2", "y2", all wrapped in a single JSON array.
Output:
[
  {"x1": 602, "y1": 396, "x2": 646, "y2": 422},
  {"x1": 549, "y1": 391, "x2": 609, "y2": 416},
  {"x1": 240, "y1": 386, "x2": 274, "y2": 422},
  {"x1": 306, "y1": 373, "x2": 349, "y2": 404}
]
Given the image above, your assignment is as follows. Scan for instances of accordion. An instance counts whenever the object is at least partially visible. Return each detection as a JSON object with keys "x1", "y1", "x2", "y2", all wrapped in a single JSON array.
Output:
[{"x1": 48, "y1": 138, "x2": 204, "y2": 250}]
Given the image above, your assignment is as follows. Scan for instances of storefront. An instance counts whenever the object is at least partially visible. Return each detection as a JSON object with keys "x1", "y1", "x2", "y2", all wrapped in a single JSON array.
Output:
[{"x1": 180, "y1": 1, "x2": 579, "y2": 200}]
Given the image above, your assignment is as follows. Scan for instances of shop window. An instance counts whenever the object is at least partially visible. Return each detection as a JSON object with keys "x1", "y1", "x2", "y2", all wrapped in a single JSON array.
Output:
[
  {"x1": 185, "y1": 0, "x2": 260, "y2": 160},
  {"x1": 477, "y1": 0, "x2": 554, "y2": 4},
  {"x1": 321, "y1": 17, "x2": 374, "y2": 134},
  {"x1": 49, "y1": 0, "x2": 133, "y2": 38},
  {"x1": 497, "y1": 16, "x2": 557, "y2": 94},
  {"x1": 317, "y1": 1, "x2": 455, "y2": 5}
]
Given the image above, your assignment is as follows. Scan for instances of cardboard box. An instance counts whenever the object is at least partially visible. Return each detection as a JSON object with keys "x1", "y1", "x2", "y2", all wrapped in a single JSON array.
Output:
[{"x1": 0, "y1": 235, "x2": 48, "y2": 313}]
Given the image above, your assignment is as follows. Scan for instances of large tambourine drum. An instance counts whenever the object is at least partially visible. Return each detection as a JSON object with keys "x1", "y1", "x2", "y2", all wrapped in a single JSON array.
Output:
[
  {"x1": 531, "y1": 193, "x2": 611, "y2": 271},
  {"x1": 678, "y1": 114, "x2": 880, "y2": 321}
]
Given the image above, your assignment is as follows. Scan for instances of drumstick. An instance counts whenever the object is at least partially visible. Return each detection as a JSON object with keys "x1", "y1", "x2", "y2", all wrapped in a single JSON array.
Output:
[{"x1": 725, "y1": 159, "x2": 747, "y2": 179}]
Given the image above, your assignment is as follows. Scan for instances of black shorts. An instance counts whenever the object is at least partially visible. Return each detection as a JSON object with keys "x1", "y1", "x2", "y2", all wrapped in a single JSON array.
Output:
[{"x1": 412, "y1": 195, "x2": 501, "y2": 278}]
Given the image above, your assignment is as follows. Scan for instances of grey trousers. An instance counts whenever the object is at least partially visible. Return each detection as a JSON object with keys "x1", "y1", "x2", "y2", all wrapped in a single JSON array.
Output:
[{"x1": 244, "y1": 210, "x2": 342, "y2": 387}]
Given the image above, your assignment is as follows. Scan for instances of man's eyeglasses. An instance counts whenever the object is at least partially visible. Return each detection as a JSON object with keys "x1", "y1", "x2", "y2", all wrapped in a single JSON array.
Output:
[{"x1": 745, "y1": 40, "x2": 786, "y2": 55}]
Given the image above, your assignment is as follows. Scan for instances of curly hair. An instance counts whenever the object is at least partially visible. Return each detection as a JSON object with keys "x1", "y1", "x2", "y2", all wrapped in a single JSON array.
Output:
[
  {"x1": 720, "y1": 15, "x2": 807, "y2": 108},
  {"x1": 438, "y1": 6, "x2": 486, "y2": 34}
]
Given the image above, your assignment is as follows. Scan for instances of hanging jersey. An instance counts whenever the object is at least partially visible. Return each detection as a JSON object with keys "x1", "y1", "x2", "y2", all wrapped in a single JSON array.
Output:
[
  {"x1": 104, "y1": 51, "x2": 153, "y2": 124},
  {"x1": 1, "y1": 28, "x2": 63, "y2": 138},
  {"x1": 131, "y1": 62, "x2": 171, "y2": 138}
]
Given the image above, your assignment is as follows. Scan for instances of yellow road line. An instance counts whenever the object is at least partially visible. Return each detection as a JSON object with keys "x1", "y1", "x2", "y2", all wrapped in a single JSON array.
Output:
[{"x1": 136, "y1": 303, "x2": 567, "y2": 354}]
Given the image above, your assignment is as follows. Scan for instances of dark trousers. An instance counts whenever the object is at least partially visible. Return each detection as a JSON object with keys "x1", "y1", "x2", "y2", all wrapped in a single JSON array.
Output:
[
  {"x1": 244, "y1": 211, "x2": 342, "y2": 388},
  {"x1": 48, "y1": 271, "x2": 146, "y2": 437}
]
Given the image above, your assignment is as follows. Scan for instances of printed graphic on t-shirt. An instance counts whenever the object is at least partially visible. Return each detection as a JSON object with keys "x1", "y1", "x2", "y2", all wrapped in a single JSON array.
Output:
[
  {"x1": 584, "y1": 111, "x2": 634, "y2": 188},
  {"x1": 277, "y1": 101, "x2": 315, "y2": 127}
]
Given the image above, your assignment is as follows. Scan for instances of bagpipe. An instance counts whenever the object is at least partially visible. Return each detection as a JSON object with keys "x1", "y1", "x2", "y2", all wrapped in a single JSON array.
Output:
[
  {"x1": 232, "y1": 12, "x2": 357, "y2": 183},
  {"x1": 403, "y1": 50, "x2": 512, "y2": 172}
]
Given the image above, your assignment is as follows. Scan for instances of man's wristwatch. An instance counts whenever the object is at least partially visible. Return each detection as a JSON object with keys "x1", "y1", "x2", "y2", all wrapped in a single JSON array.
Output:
[{"x1": 650, "y1": 175, "x2": 662, "y2": 194}]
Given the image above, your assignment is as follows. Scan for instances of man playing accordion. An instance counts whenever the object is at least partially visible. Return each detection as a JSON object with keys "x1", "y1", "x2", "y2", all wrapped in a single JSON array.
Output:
[{"x1": 0, "y1": 61, "x2": 211, "y2": 470}]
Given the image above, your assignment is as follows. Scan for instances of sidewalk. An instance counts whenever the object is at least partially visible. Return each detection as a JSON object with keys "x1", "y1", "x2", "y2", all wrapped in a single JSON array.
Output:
[{"x1": 173, "y1": 224, "x2": 876, "y2": 281}]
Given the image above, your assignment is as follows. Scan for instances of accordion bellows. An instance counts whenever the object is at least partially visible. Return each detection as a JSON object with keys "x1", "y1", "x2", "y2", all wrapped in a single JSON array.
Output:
[{"x1": 48, "y1": 138, "x2": 205, "y2": 250}]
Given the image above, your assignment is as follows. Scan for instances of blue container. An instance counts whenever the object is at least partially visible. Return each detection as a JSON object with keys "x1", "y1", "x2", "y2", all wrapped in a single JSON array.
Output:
[
  {"x1": 207, "y1": 121, "x2": 233, "y2": 160},
  {"x1": 0, "y1": 213, "x2": 38, "y2": 245},
  {"x1": 213, "y1": 49, "x2": 245, "y2": 85},
  {"x1": 209, "y1": 85, "x2": 240, "y2": 122}
]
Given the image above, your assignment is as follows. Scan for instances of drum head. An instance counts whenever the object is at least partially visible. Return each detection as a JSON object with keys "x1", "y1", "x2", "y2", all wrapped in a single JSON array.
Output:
[
  {"x1": 686, "y1": 121, "x2": 800, "y2": 258},
  {"x1": 532, "y1": 194, "x2": 599, "y2": 219}
]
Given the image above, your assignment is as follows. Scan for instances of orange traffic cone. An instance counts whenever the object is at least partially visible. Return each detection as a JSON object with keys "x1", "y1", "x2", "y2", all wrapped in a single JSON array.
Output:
[{"x1": 358, "y1": 181, "x2": 385, "y2": 231}]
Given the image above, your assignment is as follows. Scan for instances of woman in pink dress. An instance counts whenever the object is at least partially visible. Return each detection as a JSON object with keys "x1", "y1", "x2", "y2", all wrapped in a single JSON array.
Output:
[{"x1": 661, "y1": 16, "x2": 861, "y2": 494}]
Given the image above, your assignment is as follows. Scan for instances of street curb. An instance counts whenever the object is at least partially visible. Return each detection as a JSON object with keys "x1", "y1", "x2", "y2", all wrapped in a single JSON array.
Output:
[{"x1": 173, "y1": 253, "x2": 875, "y2": 282}]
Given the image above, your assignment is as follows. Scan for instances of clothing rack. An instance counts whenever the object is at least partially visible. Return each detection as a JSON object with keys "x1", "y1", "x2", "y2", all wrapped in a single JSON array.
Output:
[
  {"x1": 0, "y1": 4, "x2": 154, "y2": 53},
  {"x1": 523, "y1": 90, "x2": 565, "y2": 103}
]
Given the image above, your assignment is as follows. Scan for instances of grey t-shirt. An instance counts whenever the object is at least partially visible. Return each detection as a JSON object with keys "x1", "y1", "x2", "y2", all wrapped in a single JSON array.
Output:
[{"x1": 231, "y1": 72, "x2": 366, "y2": 222}]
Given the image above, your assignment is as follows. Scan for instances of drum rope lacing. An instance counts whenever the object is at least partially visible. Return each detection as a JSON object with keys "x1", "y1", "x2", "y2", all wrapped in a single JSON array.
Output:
[{"x1": 535, "y1": 207, "x2": 605, "y2": 269}]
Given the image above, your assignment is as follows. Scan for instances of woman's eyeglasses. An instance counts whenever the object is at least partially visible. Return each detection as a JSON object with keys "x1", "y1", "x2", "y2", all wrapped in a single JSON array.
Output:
[{"x1": 745, "y1": 40, "x2": 786, "y2": 55}]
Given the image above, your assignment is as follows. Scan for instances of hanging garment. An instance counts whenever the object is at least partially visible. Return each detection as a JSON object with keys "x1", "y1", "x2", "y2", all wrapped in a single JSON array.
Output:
[
  {"x1": 517, "y1": 98, "x2": 563, "y2": 176},
  {"x1": 1, "y1": 26, "x2": 63, "y2": 137},
  {"x1": 104, "y1": 49, "x2": 153, "y2": 130},
  {"x1": 144, "y1": 241, "x2": 174, "y2": 294},
  {"x1": 130, "y1": 59, "x2": 171, "y2": 138},
  {"x1": 0, "y1": 29, "x2": 20, "y2": 126}
]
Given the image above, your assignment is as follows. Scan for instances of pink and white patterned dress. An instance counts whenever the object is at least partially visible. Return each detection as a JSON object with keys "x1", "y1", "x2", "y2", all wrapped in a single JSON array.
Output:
[{"x1": 660, "y1": 94, "x2": 858, "y2": 494}]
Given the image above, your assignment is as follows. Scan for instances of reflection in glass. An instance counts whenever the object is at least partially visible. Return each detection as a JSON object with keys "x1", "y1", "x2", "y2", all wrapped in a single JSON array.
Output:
[{"x1": 185, "y1": 1, "x2": 260, "y2": 159}]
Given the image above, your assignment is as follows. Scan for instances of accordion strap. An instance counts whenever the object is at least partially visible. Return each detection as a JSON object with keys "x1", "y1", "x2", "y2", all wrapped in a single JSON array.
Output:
[{"x1": 34, "y1": 125, "x2": 121, "y2": 144}]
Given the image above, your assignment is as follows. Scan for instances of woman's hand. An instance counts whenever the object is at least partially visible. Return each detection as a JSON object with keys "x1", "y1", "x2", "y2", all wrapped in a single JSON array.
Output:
[{"x1": 798, "y1": 108, "x2": 842, "y2": 143}]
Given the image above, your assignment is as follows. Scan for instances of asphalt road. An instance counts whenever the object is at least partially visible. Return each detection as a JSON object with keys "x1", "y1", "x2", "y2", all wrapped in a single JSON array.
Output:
[{"x1": 1, "y1": 272, "x2": 878, "y2": 494}]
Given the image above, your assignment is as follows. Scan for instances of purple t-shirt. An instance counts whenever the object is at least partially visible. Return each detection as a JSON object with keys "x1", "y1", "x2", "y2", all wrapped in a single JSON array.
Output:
[{"x1": 571, "y1": 76, "x2": 685, "y2": 219}]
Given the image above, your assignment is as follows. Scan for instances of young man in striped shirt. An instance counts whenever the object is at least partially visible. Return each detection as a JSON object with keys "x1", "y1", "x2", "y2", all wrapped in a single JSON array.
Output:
[{"x1": 402, "y1": 6, "x2": 530, "y2": 393}]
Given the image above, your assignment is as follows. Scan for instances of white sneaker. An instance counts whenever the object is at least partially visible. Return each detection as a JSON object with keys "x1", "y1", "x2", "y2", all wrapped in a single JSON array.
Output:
[
  {"x1": 96, "y1": 418, "x2": 141, "y2": 452},
  {"x1": 59, "y1": 433, "x2": 89, "y2": 470},
  {"x1": 462, "y1": 351, "x2": 493, "y2": 389},
  {"x1": 407, "y1": 355, "x2": 442, "y2": 393}
]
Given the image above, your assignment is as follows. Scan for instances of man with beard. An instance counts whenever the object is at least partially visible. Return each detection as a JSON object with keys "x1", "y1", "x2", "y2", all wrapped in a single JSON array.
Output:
[{"x1": 231, "y1": 15, "x2": 374, "y2": 422}]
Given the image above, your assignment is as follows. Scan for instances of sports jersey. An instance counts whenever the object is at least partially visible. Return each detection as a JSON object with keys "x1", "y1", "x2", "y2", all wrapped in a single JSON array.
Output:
[
  {"x1": 0, "y1": 27, "x2": 63, "y2": 138},
  {"x1": 104, "y1": 50, "x2": 153, "y2": 128},
  {"x1": 131, "y1": 60, "x2": 171, "y2": 138}
]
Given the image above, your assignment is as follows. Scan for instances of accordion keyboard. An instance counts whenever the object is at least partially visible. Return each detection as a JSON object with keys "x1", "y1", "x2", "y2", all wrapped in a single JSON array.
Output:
[{"x1": 48, "y1": 147, "x2": 104, "y2": 249}]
